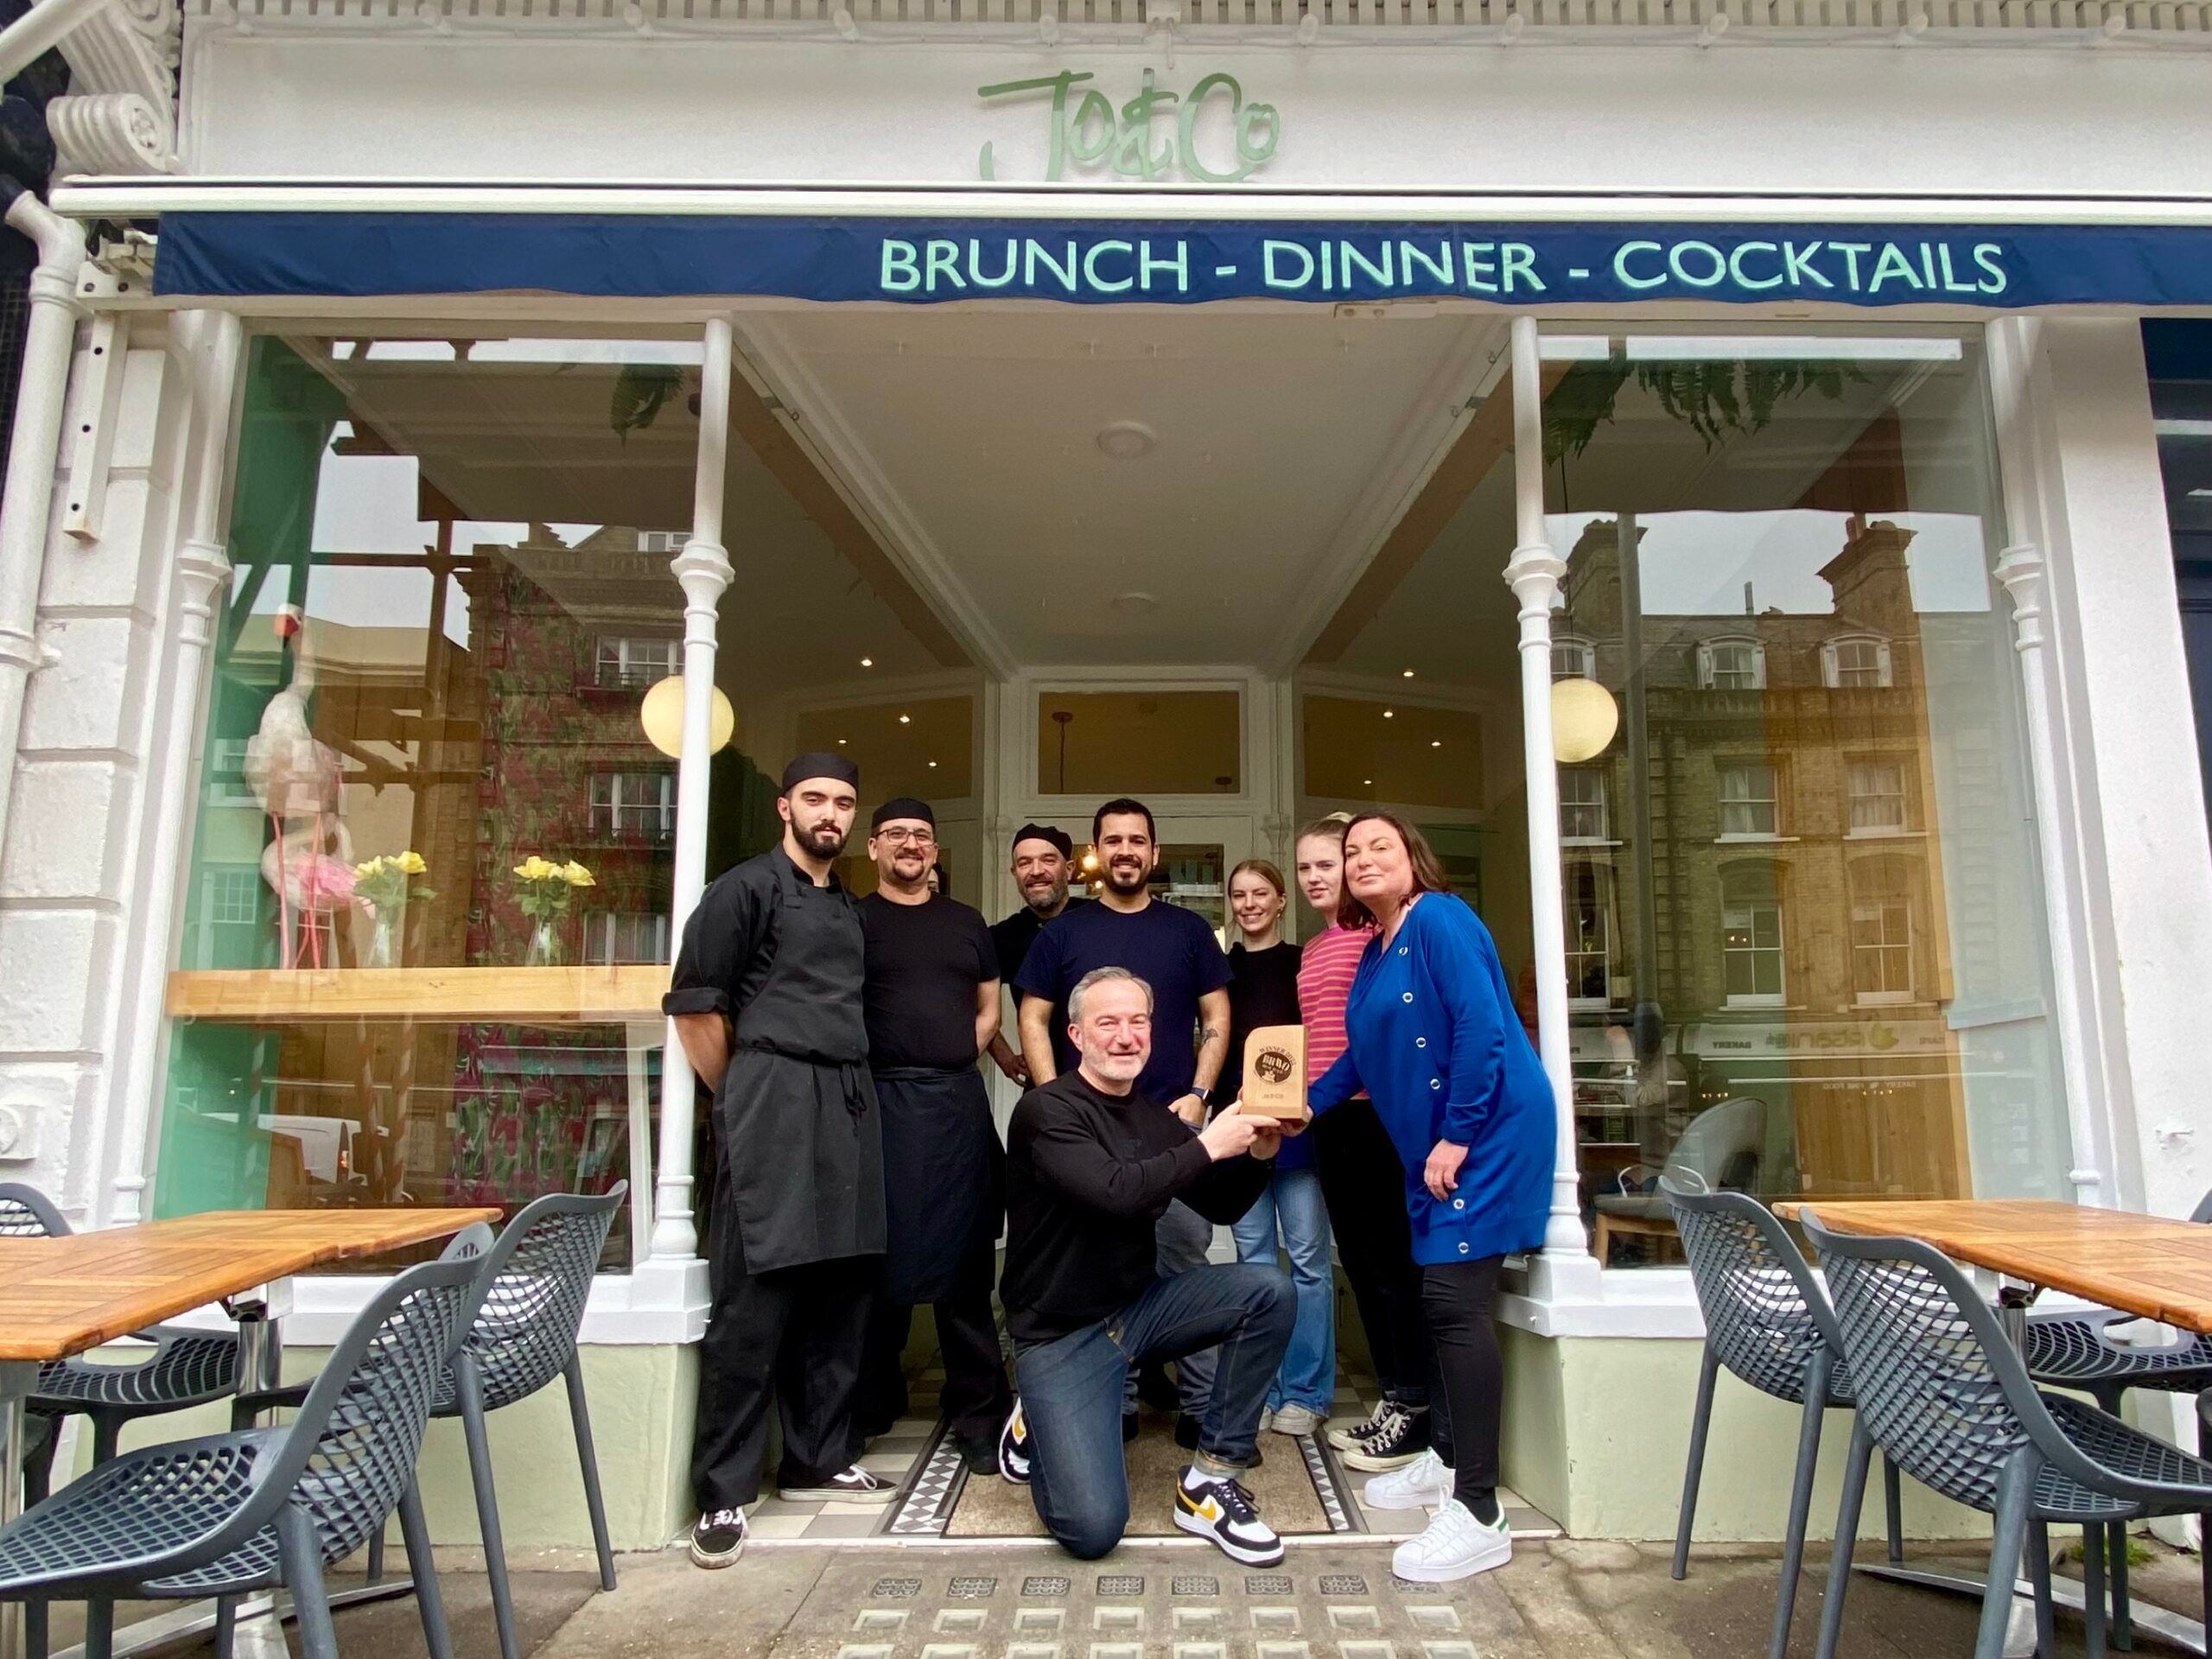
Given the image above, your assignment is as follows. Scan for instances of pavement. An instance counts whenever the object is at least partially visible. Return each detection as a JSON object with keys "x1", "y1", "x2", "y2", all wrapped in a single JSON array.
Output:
[{"x1": 94, "y1": 1532, "x2": 2206, "y2": 1658}]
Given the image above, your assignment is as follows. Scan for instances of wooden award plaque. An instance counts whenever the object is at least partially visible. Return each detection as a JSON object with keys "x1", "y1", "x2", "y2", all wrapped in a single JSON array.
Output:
[{"x1": 1238, "y1": 1025, "x2": 1308, "y2": 1121}]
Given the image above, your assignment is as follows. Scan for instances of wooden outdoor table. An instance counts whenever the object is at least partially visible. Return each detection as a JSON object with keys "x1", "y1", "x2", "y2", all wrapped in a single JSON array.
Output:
[
  {"x1": 0, "y1": 1208, "x2": 498, "y2": 1659},
  {"x1": 1776, "y1": 1198, "x2": 2212, "y2": 1657}
]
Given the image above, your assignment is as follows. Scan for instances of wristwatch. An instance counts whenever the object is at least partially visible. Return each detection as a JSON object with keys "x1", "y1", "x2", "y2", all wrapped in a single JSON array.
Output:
[{"x1": 1191, "y1": 1084, "x2": 1213, "y2": 1107}]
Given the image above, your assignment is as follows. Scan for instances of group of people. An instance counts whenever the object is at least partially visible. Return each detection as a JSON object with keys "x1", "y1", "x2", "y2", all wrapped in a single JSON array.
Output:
[{"x1": 663, "y1": 749, "x2": 1554, "y2": 1584}]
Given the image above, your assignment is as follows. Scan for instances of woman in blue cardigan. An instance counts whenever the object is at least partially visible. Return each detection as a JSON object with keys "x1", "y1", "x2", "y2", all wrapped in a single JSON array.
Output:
[{"x1": 1307, "y1": 811, "x2": 1553, "y2": 1583}]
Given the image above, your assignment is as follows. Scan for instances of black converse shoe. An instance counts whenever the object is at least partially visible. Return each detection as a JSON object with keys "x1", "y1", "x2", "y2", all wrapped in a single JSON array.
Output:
[
  {"x1": 689, "y1": 1507, "x2": 747, "y2": 1568},
  {"x1": 1173, "y1": 1468, "x2": 1285, "y2": 1566},
  {"x1": 999, "y1": 1399, "x2": 1033, "y2": 1484},
  {"x1": 1326, "y1": 1398, "x2": 1401, "y2": 1452},
  {"x1": 1339, "y1": 1402, "x2": 1431, "y2": 1471},
  {"x1": 778, "y1": 1465, "x2": 898, "y2": 1503}
]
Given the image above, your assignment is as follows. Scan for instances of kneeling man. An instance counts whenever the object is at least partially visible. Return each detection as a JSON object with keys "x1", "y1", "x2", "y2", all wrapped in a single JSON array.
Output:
[{"x1": 996, "y1": 966, "x2": 1296, "y2": 1565}]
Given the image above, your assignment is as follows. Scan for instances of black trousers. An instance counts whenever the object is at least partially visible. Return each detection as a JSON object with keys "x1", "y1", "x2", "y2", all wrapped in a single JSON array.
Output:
[
  {"x1": 856, "y1": 1236, "x2": 1011, "y2": 1445},
  {"x1": 692, "y1": 1169, "x2": 877, "y2": 1510},
  {"x1": 1423, "y1": 1254, "x2": 1505, "y2": 1510},
  {"x1": 1313, "y1": 1098, "x2": 1430, "y2": 1405}
]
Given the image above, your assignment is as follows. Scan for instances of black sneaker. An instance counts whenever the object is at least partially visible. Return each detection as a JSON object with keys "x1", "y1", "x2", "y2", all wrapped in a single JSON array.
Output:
[
  {"x1": 1175, "y1": 1414, "x2": 1261, "y2": 1465},
  {"x1": 999, "y1": 1400, "x2": 1033, "y2": 1484},
  {"x1": 778, "y1": 1465, "x2": 898, "y2": 1503},
  {"x1": 956, "y1": 1429, "x2": 998, "y2": 1474},
  {"x1": 1173, "y1": 1469, "x2": 1284, "y2": 1566},
  {"x1": 1326, "y1": 1398, "x2": 1400, "y2": 1452},
  {"x1": 1340, "y1": 1402, "x2": 1430, "y2": 1471},
  {"x1": 688, "y1": 1507, "x2": 747, "y2": 1568}
]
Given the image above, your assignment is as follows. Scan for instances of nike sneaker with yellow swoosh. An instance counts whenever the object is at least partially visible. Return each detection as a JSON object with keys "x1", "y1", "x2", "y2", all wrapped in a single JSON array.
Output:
[{"x1": 1173, "y1": 1467, "x2": 1284, "y2": 1566}]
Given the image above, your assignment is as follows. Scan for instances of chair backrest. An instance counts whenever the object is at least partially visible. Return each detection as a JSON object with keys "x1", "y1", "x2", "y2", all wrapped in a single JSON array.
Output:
[
  {"x1": 1665, "y1": 1097, "x2": 1768, "y2": 1192},
  {"x1": 257, "y1": 1252, "x2": 484, "y2": 1565},
  {"x1": 0, "y1": 1183, "x2": 68, "y2": 1238},
  {"x1": 461, "y1": 1183, "x2": 626, "y2": 1412},
  {"x1": 1662, "y1": 1176, "x2": 1839, "y2": 1404},
  {"x1": 1802, "y1": 1211, "x2": 2088, "y2": 1515}
]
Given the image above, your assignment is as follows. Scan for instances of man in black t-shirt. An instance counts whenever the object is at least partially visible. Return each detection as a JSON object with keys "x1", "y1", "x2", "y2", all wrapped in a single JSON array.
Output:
[
  {"x1": 984, "y1": 823, "x2": 1087, "y2": 1087},
  {"x1": 855, "y1": 797, "x2": 1012, "y2": 1471},
  {"x1": 995, "y1": 966, "x2": 1295, "y2": 1565}
]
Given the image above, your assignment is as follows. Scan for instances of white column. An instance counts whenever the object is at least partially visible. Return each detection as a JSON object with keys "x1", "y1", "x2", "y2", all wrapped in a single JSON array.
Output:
[
  {"x1": 0, "y1": 194, "x2": 87, "y2": 885},
  {"x1": 1502, "y1": 316, "x2": 1600, "y2": 1292},
  {"x1": 649, "y1": 316, "x2": 735, "y2": 1265},
  {"x1": 108, "y1": 309, "x2": 243, "y2": 1225}
]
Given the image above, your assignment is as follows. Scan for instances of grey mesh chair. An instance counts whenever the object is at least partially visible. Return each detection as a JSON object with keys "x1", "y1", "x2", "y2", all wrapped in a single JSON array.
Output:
[
  {"x1": 0, "y1": 1250, "x2": 486, "y2": 1659},
  {"x1": 2019, "y1": 1185, "x2": 2212, "y2": 1646},
  {"x1": 1804, "y1": 1212, "x2": 2212, "y2": 1659},
  {"x1": 1662, "y1": 1176, "x2": 1904, "y2": 1659},
  {"x1": 437, "y1": 1184, "x2": 626, "y2": 1659},
  {"x1": 0, "y1": 1185, "x2": 243, "y2": 1507}
]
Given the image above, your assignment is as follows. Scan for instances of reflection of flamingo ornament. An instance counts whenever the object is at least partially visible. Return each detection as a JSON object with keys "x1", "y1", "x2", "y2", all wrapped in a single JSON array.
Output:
[{"x1": 244, "y1": 605, "x2": 353, "y2": 968}]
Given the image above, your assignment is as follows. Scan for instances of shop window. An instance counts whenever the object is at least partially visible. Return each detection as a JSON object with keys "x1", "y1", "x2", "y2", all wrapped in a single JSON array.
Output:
[
  {"x1": 1564, "y1": 861, "x2": 1616, "y2": 1009},
  {"x1": 1720, "y1": 866, "x2": 1786, "y2": 1008},
  {"x1": 594, "y1": 635, "x2": 679, "y2": 690},
  {"x1": 1552, "y1": 636, "x2": 1596, "y2": 681},
  {"x1": 1699, "y1": 637, "x2": 1765, "y2": 690},
  {"x1": 588, "y1": 772, "x2": 677, "y2": 842},
  {"x1": 1718, "y1": 763, "x2": 1779, "y2": 838},
  {"x1": 1824, "y1": 632, "x2": 1893, "y2": 689},
  {"x1": 1299, "y1": 694, "x2": 1485, "y2": 810},
  {"x1": 1560, "y1": 768, "x2": 1609, "y2": 843},
  {"x1": 1036, "y1": 690, "x2": 1240, "y2": 798},
  {"x1": 1545, "y1": 326, "x2": 2070, "y2": 1242},
  {"x1": 795, "y1": 696, "x2": 976, "y2": 803},
  {"x1": 1847, "y1": 759, "x2": 1910, "y2": 836}
]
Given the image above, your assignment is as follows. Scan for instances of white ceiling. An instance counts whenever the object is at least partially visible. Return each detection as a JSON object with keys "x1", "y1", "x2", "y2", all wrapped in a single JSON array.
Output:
[{"x1": 746, "y1": 306, "x2": 1509, "y2": 676}]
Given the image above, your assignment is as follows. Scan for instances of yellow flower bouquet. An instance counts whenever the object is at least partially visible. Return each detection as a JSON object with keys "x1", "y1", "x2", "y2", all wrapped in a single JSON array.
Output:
[
  {"x1": 353, "y1": 851, "x2": 435, "y2": 967},
  {"x1": 514, "y1": 855, "x2": 596, "y2": 965}
]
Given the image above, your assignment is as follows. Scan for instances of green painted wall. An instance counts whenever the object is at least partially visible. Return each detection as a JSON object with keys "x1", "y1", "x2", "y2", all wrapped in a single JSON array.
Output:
[{"x1": 1501, "y1": 1332, "x2": 1990, "y2": 1543}]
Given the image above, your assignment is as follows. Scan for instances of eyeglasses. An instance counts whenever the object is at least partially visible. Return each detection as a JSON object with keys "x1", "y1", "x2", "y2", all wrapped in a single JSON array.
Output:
[{"x1": 876, "y1": 827, "x2": 937, "y2": 846}]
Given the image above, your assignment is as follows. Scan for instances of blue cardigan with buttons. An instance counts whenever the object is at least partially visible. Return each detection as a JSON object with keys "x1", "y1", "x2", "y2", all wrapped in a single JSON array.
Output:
[{"x1": 1308, "y1": 893, "x2": 1554, "y2": 1267}]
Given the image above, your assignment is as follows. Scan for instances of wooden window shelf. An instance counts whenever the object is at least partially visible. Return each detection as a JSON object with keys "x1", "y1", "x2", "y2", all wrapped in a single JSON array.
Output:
[{"x1": 165, "y1": 966, "x2": 671, "y2": 1026}]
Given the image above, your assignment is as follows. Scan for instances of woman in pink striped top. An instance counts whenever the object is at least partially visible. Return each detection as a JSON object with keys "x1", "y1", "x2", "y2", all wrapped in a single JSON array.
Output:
[{"x1": 1297, "y1": 817, "x2": 1435, "y2": 1472}]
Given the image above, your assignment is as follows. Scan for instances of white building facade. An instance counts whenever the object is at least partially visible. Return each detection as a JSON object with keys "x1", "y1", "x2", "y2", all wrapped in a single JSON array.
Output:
[{"x1": 3, "y1": 0, "x2": 2212, "y2": 1546}]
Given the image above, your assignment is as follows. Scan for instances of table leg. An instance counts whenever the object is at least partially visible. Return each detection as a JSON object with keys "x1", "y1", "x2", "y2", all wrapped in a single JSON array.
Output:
[{"x1": 0, "y1": 1359, "x2": 39, "y2": 1659}]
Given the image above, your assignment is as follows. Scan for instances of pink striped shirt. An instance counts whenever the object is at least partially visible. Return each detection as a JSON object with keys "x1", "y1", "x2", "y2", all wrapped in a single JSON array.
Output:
[{"x1": 1298, "y1": 924, "x2": 1373, "y2": 1095}]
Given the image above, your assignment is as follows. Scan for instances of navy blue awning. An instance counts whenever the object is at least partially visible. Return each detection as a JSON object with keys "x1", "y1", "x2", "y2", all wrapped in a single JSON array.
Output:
[{"x1": 152, "y1": 210, "x2": 2212, "y2": 309}]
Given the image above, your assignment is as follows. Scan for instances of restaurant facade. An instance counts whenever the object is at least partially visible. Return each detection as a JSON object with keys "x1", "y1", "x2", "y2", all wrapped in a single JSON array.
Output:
[{"x1": 3, "y1": 0, "x2": 2212, "y2": 1549}]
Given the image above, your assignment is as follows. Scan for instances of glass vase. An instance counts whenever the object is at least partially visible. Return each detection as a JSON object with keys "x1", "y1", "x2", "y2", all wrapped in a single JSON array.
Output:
[
  {"x1": 525, "y1": 919, "x2": 562, "y2": 968},
  {"x1": 366, "y1": 911, "x2": 399, "y2": 969}
]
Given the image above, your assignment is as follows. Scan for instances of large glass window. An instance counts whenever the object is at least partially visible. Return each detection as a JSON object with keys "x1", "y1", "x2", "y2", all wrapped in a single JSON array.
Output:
[{"x1": 1548, "y1": 327, "x2": 2069, "y2": 1259}]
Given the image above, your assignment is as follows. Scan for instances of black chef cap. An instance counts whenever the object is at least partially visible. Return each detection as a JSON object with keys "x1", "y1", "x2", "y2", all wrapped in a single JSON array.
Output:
[
  {"x1": 871, "y1": 797, "x2": 936, "y2": 831},
  {"x1": 781, "y1": 751, "x2": 861, "y2": 792},
  {"x1": 1012, "y1": 823, "x2": 1073, "y2": 859}
]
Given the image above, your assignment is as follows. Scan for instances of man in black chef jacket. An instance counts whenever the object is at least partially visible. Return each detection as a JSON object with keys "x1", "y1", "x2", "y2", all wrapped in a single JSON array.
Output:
[
  {"x1": 982, "y1": 823, "x2": 1086, "y2": 1087},
  {"x1": 995, "y1": 966, "x2": 1297, "y2": 1566},
  {"x1": 664, "y1": 752, "x2": 892, "y2": 1571},
  {"x1": 853, "y1": 796, "x2": 1013, "y2": 1472}
]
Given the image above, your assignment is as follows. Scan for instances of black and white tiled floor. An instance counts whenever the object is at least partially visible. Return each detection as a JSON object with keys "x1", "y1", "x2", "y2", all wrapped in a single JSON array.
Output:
[{"x1": 745, "y1": 1360, "x2": 1560, "y2": 1545}]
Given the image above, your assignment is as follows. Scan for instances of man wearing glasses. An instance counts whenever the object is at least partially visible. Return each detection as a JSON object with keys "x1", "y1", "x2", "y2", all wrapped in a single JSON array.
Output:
[{"x1": 853, "y1": 797, "x2": 1013, "y2": 1471}]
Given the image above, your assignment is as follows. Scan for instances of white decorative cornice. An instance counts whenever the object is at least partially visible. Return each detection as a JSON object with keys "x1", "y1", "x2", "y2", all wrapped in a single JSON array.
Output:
[{"x1": 54, "y1": 1, "x2": 181, "y2": 176}]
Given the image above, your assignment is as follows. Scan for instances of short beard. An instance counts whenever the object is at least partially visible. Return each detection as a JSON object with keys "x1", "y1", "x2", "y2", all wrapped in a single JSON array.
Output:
[
  {"x1": 797, "y1": 822, "x2": 848, "y2": 859},
  {"x1": 1027, "y1": 881, "x2": 1070, "y2": 915},
  {"x1": 1104, "y1": 865, "x2": 1148, "y2": 896}
]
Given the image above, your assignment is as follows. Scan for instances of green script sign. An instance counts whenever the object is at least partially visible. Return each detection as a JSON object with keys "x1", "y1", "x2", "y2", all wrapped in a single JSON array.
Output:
[{"x1": 976, "y1": 68, "x2": 1281, "y2": 183}]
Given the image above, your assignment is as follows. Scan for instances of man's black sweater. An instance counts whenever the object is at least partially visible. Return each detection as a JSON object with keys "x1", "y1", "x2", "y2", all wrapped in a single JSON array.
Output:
[{"x1": 1001, "y1": 1070, "x2": 1273, "y2": 1344}]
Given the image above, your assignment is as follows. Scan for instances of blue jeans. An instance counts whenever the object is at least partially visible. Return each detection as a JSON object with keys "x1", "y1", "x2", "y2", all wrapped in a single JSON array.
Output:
[
  {"x1": 1230, "y1": 1168, "x2": 1336, "y2": 1414},
  {"x1": 1014, "y1": 1263, "x2": 1294, "y2": 1560}
]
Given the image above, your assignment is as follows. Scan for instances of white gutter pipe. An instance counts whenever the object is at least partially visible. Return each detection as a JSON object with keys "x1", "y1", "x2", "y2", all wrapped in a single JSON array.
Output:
[
  {"x1": 0, "y1": 184, "x2": 88, "y2": 879},
  {"x1": 0, "y1": 0, "x2": 111, "y2": 84}
]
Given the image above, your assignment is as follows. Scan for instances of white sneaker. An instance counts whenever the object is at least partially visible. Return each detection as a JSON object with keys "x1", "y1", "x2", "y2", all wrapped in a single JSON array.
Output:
[
  {"x1": 1363, "y1": 1448, "x2": 1452, "y2": 1511},
  {"x1": 1391, "y1": 1498, "x2": 1511, "y2": 1583},
  {"x1": 1257, "y1": 1407, "x2": 1274, "y2": 1434},
  {"x1": 1268, "y1": 1403, "x2": 1325, "y2": 1437}
]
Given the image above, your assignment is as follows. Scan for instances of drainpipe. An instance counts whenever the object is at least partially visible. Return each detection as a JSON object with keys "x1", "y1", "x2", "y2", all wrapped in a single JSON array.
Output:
[{"x1": 0, "y1": 181, "x2": 88, "y2": 880}]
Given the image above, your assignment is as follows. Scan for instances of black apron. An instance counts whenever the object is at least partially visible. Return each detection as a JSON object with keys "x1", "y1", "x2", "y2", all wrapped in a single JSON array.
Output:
[
  {"x1": 873, "y1": 1065, "x2": 1003, "y2": 1306},
  {"x1": 718, "y1": 859, "x2": 885, "y2": 1274}
]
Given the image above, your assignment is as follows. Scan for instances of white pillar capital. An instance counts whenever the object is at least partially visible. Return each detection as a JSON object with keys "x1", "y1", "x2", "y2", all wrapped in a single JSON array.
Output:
[{"x1": 671, "y1": 538, "x2": 733, "y2": 611}]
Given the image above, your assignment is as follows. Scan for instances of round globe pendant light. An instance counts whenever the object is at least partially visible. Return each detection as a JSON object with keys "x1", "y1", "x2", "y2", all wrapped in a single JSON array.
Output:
[
  {"x1": 1552, "y1": 677, "x2": 1620, "y2": 764},
  {"x1": 640, "y1": 674, "x2": 737, "y2": 760}
]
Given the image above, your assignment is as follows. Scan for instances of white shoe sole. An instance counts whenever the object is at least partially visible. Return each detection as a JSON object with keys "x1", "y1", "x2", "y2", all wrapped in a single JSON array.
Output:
[
  {"x1": 1268, "y1": 1412, "x2": 1325, "y2": 1437},
  {"x1": 1173, "y1": 1505, "x2": 1285, "y2": 1567},
  {"x1": 1340, "y1": 1445, "x2": 1424, "y2": 1471},
  {"x1": 1391, "y1": 1535, "x2": 1512, "y2": 1583},
  {"x1": 688, "y1": 1536, "x2": 747, "y2": 1568},
  {"x1": 777, "y1": 1483, "x2": 899, "y2": 1503},
  {"x1": 1362, "y1": 1478, "x2": 1450, "y2": 1512}
]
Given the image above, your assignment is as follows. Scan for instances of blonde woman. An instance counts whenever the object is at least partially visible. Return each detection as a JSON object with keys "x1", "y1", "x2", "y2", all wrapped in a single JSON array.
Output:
[{"x1": 1224, "y1": 859, "x2": 1332, "y2": 1435}]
